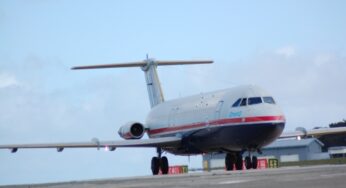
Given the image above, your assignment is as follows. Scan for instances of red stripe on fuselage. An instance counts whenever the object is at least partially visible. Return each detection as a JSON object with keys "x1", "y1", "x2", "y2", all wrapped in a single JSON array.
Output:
[{"x1": 147, "y1": 115, "x2": 285, "y2": 136}]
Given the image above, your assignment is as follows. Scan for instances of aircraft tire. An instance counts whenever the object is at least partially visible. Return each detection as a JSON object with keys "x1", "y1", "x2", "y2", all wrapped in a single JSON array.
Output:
[
  {"x1": 245, "y1": 156, "x2": 252, "y2": 169},
  {"x1": 252, "y1": 156, "x2": 258, "y2": 169},
  {"x1": 235, "y1": 153, "x2": 243, "y2": 170},
  {"x1": 160, "y1": 156, "x2": 169, "y2": 174},
  {"x1": 151, "y1": 157, "x2": 160, "y2": 175},
  {"x1": 225, "y1": 153, "x2": 234, "y2": 171}
]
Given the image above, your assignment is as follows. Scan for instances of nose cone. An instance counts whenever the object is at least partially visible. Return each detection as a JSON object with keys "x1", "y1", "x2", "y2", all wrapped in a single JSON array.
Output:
[
  {"x1": 245, "y1": 85, "x2": 286, "y2": 146},
  {"x1": 258, "y1": 102, "x2": 286, "y2": 147}
]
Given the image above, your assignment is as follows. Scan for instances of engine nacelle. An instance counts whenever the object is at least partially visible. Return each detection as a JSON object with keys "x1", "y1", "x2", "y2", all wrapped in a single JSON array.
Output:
[{"x1": 118, "y1": 122, "x2": 146, "y2": 139}]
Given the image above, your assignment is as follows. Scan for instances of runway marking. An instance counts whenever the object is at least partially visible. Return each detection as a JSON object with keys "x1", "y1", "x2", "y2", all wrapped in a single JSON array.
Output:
[
  {"x1": 320, "y1": 172, "x2": 346, "y2": 178},
  {"x1": 218, "y1": 180, "x2": 250, "y2": 184}
]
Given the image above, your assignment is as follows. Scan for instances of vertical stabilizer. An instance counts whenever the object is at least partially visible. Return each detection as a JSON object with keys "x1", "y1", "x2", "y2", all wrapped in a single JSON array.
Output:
[
  {"x1": 72, "y1": 58, "x2": 213, "y2": 108},
  {"x1": 141, "y1": 59, "x2": 165, "y2": 107}
]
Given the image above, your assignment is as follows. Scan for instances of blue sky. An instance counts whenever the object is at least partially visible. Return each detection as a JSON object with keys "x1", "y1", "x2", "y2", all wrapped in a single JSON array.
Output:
[{"x1": 1, "y1": 0, "x2": 346, "y2": 185}]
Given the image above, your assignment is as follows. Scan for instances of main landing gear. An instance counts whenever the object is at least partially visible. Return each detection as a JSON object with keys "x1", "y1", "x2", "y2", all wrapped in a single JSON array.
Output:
[
  {"x1": 151, "y1": 148, "x2": 169, "y2": 175},
  {"x1": 225, "y1": 151, "x2": 258, "y2": 171}
]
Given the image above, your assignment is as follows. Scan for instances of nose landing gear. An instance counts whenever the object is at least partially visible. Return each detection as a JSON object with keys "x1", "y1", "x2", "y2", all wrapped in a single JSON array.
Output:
[
  {"x1": 225, "y1": 152, "x2": 243, "y2": 171},
  {"x1": 245, "y1": 155, "x2": 258, "y2": 169},
  {"x1": 225, "y1": 150, "x2": 260, "y2": 171}
]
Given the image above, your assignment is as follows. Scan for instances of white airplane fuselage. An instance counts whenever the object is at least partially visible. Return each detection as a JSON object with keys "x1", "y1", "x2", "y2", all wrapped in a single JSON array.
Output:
[{"x1": 146, "y1": 85, "x2": 285, "y2": 155}]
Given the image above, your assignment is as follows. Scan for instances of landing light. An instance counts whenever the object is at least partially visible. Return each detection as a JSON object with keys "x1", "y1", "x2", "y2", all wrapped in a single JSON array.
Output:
[
  {"x1": 104, "y1": 146, "x2": 116, "y2": 152},
  {"x1": 104, "y1": 146, "x2": 109, "y2": 152}
]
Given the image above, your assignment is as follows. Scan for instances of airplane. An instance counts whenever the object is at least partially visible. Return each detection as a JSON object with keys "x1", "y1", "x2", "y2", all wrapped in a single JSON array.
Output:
[{"x1": 0, "y1": 58, "x2": 287, "y2": 174}]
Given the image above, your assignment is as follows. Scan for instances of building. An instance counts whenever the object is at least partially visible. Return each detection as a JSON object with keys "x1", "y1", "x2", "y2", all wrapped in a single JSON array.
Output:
[{"x1": 258, "y1": 138, "x2": 327, "y2": 162}]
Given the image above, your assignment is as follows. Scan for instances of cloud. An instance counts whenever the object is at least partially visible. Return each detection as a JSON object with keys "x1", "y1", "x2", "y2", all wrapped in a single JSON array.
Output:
[
  {"x1": 275, "y1": 46, "x2": 296, "y2": 58},
  {"x1": 0, "y1": 72, "x2": 19, "y2": 89},
  {"x1": 313, "y1": 53, "x2": 335, "y2": 67}
]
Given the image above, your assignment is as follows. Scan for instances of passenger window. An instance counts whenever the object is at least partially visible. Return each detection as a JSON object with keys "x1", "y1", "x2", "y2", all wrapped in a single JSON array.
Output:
[
  {"x1": 240, "y1": 98, "x2": 247, "y2": 106},
  {"x1": 248, "y1": 97, "x2": 262, "y2": 105},
  {"x1": 232, "y1": 98, "x2": 242, "y2": 107},
  {"x1": 263, "y1": 96, "x2": 276, "y2": 104}
]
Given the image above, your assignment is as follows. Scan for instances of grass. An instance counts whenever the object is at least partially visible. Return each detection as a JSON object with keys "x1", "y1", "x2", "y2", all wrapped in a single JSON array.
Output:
[{"x1": 280, "y1": 158, "x2": 346, "y2": 167}]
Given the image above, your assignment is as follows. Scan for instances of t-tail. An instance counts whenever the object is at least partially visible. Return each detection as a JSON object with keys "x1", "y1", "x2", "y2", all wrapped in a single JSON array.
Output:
[{"x1": 72, "y1": 57, "x2": 213, "y2": 108}]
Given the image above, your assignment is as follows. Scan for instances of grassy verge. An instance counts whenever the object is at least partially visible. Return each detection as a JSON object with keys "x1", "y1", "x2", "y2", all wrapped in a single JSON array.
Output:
[{"x1": 280, "y1": 158, "x2": 346, "y2": 167}]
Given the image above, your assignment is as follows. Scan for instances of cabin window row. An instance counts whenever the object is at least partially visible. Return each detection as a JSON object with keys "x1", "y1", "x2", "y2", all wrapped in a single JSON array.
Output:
[{"x1": 231, "y1": 96, "x2": 275, "y2": 107}]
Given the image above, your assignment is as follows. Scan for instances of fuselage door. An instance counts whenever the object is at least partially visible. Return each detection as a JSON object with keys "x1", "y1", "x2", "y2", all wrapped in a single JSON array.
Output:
[
  {"x1": 214, "y1": 100, "x2": 224, "y2": 119},
  {"x1": 168, "y1": 107, "x2": 179, "y2": 127}
]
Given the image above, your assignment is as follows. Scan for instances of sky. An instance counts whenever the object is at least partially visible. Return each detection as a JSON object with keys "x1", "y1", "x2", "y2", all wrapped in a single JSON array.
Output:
[{"x1": 1, "y1": 0, "x2": 346, "y2": 185}]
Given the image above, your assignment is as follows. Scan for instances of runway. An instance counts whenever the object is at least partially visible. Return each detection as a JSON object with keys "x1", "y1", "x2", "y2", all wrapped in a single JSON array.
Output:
[{"x1": 3, "y1": 165, "x2": 346, "y2": 188}]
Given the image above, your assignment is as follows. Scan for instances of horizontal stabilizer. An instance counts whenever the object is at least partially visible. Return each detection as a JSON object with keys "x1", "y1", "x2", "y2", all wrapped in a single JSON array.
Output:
[
  {"x1": 71, "y1": 58, "x2": 213, "y2": 108},
  {"x1": 72, "y1": 60, "x2": 213, "y2": 70},
  {"x1": 72, "y1": 62, "x2": 146, "y2": 70},
  {"x1": 155, "y1": 60, "x2": 213, "y2": 66}
]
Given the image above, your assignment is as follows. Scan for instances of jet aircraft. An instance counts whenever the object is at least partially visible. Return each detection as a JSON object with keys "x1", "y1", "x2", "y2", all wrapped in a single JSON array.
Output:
[{"x1": 1, "y1": 58, "x2": 287, "y2": 174}]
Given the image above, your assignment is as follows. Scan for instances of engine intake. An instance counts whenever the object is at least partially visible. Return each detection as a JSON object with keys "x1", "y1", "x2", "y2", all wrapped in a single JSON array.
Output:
[{"x1": 118, "y1": 122, "x2": 146, "y2": 139}]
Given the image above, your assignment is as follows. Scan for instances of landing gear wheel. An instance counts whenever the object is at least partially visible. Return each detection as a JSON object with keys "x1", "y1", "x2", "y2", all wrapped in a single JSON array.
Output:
[
  {"x1": 160, "y1": 156, "x2": 169, "y2": 174},
  {"x1": 252, "y1": 156, "x2": 258, "y2": 169},
  {"x1": 151, "y1": 157, "x2": 160, "y2": 175},
  {"x1": 225, "y1": 153, "x2": 234, "y2": 171},
  {"x1": 235, "y1": 153, "x2": 243, "y2": 170},
  {"x1": 245, "y1": 156, "x2": 252, "y2": 170}
]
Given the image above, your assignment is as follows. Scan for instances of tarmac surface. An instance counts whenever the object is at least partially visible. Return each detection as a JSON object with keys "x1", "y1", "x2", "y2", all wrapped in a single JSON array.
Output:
[{"x1": 3, "y1": 164, "x2": 346, "y2": 188}]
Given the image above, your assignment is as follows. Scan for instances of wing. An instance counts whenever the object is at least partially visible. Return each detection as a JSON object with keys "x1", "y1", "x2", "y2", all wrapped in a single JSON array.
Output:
[
  {"x1": 0, "y1": 137, "x2": 181, "y2": 153},
  {"x1": 279, "y1": 127, "x2": 346, "y2": 139}
]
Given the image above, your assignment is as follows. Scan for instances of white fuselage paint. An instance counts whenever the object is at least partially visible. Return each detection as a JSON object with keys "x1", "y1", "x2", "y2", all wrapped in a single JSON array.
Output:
[{"x1": 146, "y1": 85, "x2": 285, "y2": 138}]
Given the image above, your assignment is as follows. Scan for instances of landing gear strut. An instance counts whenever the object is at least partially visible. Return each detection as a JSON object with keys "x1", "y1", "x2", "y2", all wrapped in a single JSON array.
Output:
[{"x1": 151, "y1": 148, "x2": 169, "y2": 175}]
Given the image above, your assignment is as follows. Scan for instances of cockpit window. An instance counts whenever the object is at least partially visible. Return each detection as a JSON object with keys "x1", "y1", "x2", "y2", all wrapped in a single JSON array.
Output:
[
  {"x1": 232, "y1": 96, "x2": 274, "y2": 107},
  {"x1": 232, "y1": 98, "x2": 242, "y2": 107},
  {"x1": 248, "y1": 97, "x2": 262, "y2": 105},
  {"x1": 240, "y1": 98, "x2": 247, "y2": 106},
  {"x1": 263, "y1": 96, "x2": 276, "y2": 104}
]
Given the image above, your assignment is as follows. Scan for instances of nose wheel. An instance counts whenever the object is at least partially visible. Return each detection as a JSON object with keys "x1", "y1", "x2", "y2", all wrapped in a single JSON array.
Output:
[
  {"x1": 151, "y1": 148, "x2": 169, "y2": 175},
  {"x1": 245, "y1": 154, "x2": 258, "y2": 170},
  {"x1": 225, "y1": 152, "x2": 243, "y2": 171},
  {"x1": 225, "y1": 151, "x2": 258, "y2": 171}
]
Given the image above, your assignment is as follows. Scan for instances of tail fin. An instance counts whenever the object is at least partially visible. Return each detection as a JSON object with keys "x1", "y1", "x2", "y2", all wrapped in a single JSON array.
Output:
[{"x1": 72, "y1": 58, "x2": 213, "y2": 108}]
